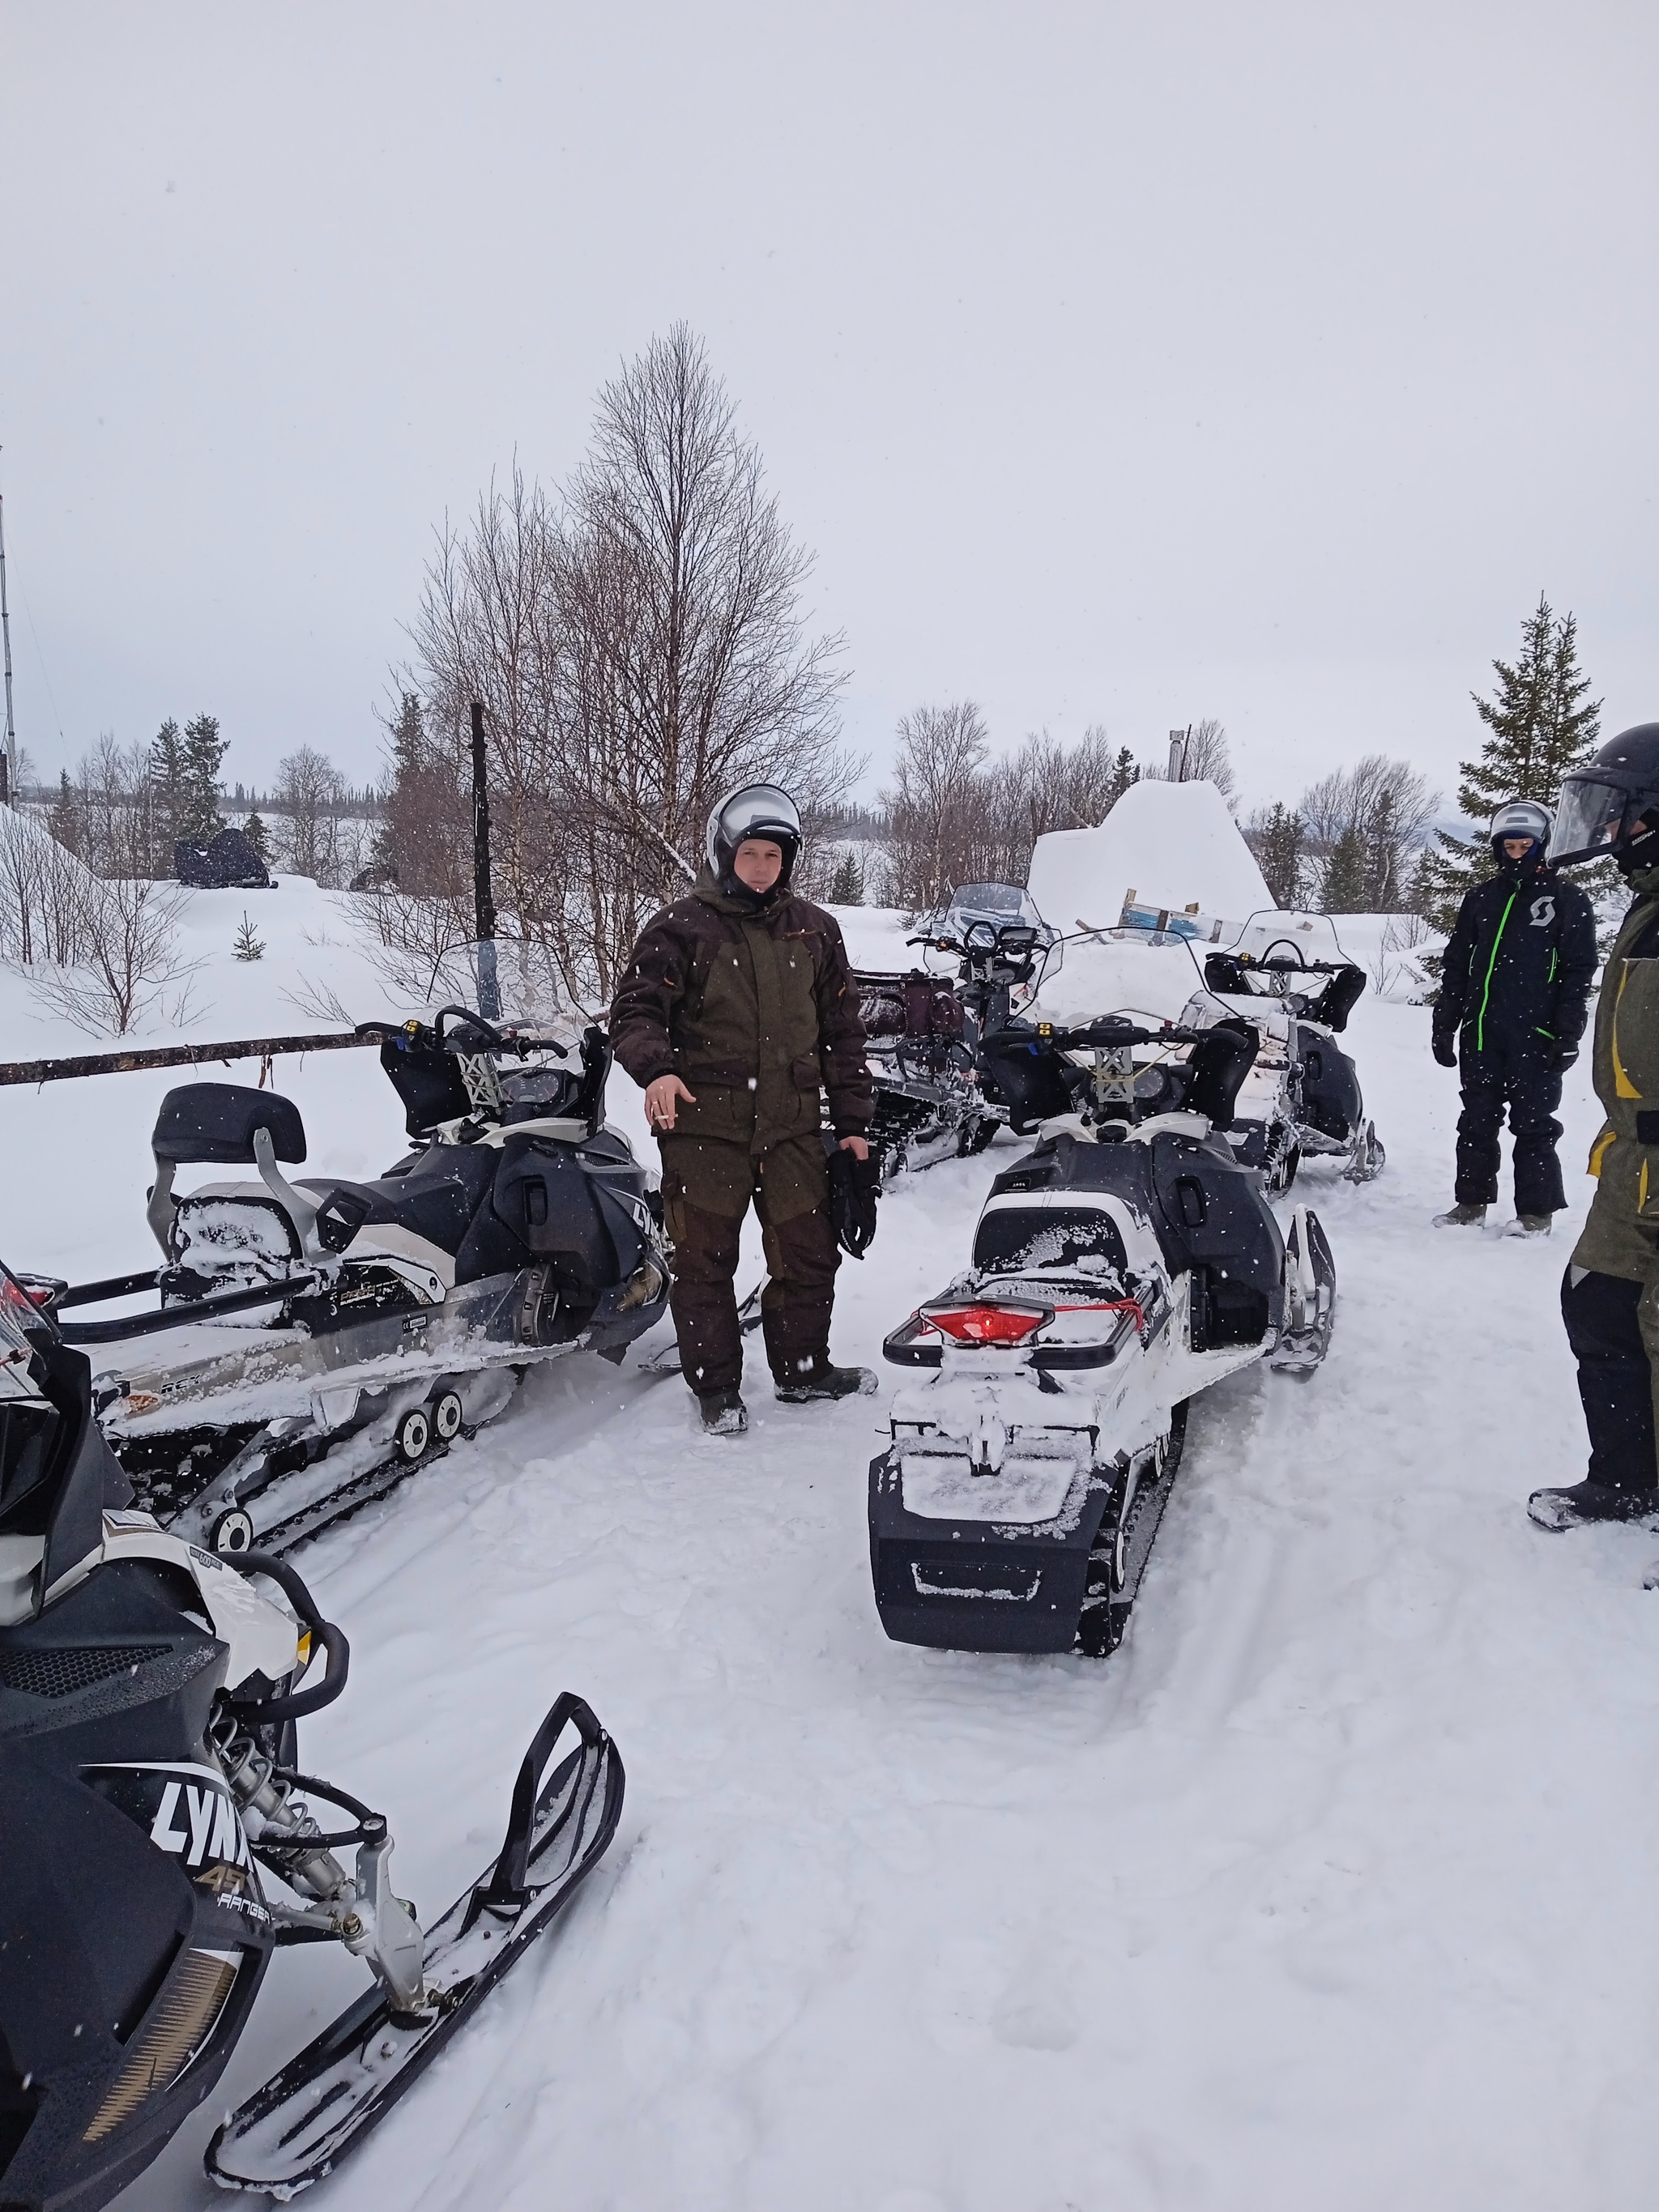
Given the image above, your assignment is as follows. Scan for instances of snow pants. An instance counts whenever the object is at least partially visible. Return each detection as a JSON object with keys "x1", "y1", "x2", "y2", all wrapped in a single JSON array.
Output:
[
  {"x1": 1455, "y1": 1041, "x2": 1565, "y2": 1214},
  {"x1": 1561, "y1": 1265, "x2": 1659, "y2": 1494},
  {"x1": 657, "y1": 1134, "x2": 840, "y2": 1394}
]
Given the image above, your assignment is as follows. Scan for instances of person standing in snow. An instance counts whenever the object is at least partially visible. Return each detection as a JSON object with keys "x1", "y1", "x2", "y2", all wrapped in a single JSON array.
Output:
[
  {"x1": 1526, "y1": 727, "x2": 1659, "y2": 1529},
  {"x1": 1430, "y1": 799, "x2": 1597, "y2": 1236},
  {"x1": 608, "y1": 783, "x2": 876, "y2": 1436}
]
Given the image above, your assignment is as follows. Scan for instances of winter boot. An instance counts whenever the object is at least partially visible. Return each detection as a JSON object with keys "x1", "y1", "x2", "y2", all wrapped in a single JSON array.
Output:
[
  {"x1": 697, "y1": 1388, "x2": 748, "y2": 1436},
  {"x1": 1432, "y1": 1203, "x2": 1487, "y2": 1228},
  {"x1": 1526, "y1": 1479, "x2": 1659, "y2": 1531},
  {"x1": 774, "y1": 1358, "x2": 879, "y2": 1405},
  {"x1": 1508, "y1": 1214, "x2": 1554, "y2": 1237}
]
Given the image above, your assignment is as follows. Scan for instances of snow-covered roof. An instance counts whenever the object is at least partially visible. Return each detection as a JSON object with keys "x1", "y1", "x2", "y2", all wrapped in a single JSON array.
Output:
[{"x1": 1026, "y1": 778, "x2": 1271, "y2": 935}]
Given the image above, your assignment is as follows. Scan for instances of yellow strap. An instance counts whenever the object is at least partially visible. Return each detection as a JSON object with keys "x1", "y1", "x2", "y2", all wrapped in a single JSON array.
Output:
[{"x1": 1589, "y1": 1127, "x2": 1617, "y2": 1178}]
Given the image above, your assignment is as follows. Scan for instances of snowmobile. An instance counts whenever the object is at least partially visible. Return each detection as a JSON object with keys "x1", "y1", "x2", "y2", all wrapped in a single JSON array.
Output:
[
  {"x1": 1179, "y1": 928, "x2": 1384, "y2": 1191},
  {"x1": 0, "y1": 1263, "x2": 623, "y2": 2208},
  {"x1": 868, "y1": 1011, "x2": 1337, "y2": 1656},
  {"x1": 856, "y1": 884, "x2": 1060, "y2": 1174},
  {"x1": 19, "y1": 1007, "x2": 670, "y2": 1560}
]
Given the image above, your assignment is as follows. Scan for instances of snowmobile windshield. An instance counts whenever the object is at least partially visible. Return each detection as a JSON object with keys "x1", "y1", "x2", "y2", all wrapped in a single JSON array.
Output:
[
  {"x1": 1549, "y1": 776, "x2": 1642, "y2": 867},
  {"x1": 973, "y1": 1207, "x2": 1128, "y2": 1279}
]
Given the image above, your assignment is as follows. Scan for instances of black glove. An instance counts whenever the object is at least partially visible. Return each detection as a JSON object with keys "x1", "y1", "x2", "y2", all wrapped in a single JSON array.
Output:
[
  {"x1": 1431, "y1": 1033, "x2": 1457, "y2": 1068},
  {"x1": 825, "y1": 1141, "x2": 881, "y2": 1258},
  {"x1": 1550, "y1": 1040, "x2": 1580, "y2": 1075}
]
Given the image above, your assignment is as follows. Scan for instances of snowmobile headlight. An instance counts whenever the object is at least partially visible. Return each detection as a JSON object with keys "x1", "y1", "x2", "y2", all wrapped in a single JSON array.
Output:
[{"x1": 920, "y1": 1301, "x2": 1051, "y2": 1346}]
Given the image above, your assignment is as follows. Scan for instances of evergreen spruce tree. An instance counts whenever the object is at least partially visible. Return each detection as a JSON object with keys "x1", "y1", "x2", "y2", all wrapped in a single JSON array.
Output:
[
  {"x1": 1418, "y1": 594, "x2": 1601, "y2": 935},
  {"x1": 180, "y1": 712, "x2": 228, "y2": 842},
  {"x1": 50, "y1": 770, "x2": 82, "y2": 857},
  {"x1": 1320, "y1": 826, "x2": 1367, "y2": 914},
  {"x1": 232, "y1": 911, "x2": 266, "y2": 962},
  {"x1": 827, "y1": 850, "x2": 864, "y2": 905},
  {"x1": 1106, "y1": 747, "x2": 1140, "y2": 809},
  {"x1": 1255, "y1": 802, "x2": 1306, "y2": 909},
  {"x1": 148, "y1": 718, "x2": 189, "y2": 867},
  {"x1": 1362, "y1": 790, "x2": 1398, "y2": 910},
  {"x1": 242, "y1": 812, "x2": 272, "y2": 867},
  {"x1": 374, "y1": 692, "x2": 425, "y2": 872}
]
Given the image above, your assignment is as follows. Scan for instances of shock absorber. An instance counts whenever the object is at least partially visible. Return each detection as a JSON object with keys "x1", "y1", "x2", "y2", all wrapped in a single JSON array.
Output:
[{"x1": 207, "y1": 1708, "x2": 352, "y2": 1905}]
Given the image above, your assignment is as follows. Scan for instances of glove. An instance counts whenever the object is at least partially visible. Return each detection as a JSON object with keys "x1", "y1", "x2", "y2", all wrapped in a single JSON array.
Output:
[
  {"x1": 1431, "y1": 1033, "x2": 1457, "y2": 1068},
  {"x1": 825, "y1": 1142, "x2": 881, "y2": 1259}
]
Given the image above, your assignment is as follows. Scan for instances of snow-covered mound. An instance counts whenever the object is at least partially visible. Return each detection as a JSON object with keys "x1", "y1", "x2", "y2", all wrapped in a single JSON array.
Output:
[{"x1": 1028, "y1": 778, "x2": 1272, "y2": 936}]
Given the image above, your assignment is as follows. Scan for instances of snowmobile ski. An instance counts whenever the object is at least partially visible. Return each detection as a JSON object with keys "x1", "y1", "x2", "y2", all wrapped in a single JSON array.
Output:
[
  {"x1": 1269, "y1": 1204, "x2": 1337, "y2": 1375},
  {"x1": 207, "y1": 1691, "x2": 624, "y2": 2197}
]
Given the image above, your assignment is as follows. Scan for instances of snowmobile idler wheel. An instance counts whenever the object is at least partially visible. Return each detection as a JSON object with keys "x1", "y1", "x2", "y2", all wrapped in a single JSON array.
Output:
[
  {"x1": 394, "y1": 1408, "x2": 432, "y2": 1463},
  {"x1": 209, "y1": 1506, "x2": 255, "y2": 1556},
  {"x1": 431, "y1": 1389, "x2": 464, "y2": 1442}
]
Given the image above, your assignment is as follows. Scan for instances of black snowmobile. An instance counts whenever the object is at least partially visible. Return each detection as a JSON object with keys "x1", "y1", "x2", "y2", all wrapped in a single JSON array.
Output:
[
  {"x1": 1188, "y1": 938, "x2": 1384, "y2": 1189},
  {"x1": 0, "y1": 1264, "x2": 623, "y2": 2207},
  {"x1": 868, "y1": 1012, "x2": 1336, "y2": 1656},
  {"x1": 19, "y1": 1008, "x2": 669, "y2": 1558},
  {"x1": 856, "y1": 884, "x2": 1060, "y2": 1174}
]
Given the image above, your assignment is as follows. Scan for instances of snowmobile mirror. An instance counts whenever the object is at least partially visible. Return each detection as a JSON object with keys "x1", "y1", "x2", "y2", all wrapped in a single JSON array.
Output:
[
  {"x1": 1183, "y1": 1020, "x2": 1258, "y2": 1132},
  {"x1": 151, "y1": 1083, "x2": 307, "y2": 1166}
]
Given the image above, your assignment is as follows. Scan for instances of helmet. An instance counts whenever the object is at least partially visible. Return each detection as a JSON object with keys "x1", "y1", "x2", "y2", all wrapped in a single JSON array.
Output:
[
  {"x1": 1549, "y1": 724, "x2": 1659, "y2": 869},
  {"x1": 705, "y1": 783, "x2": 802, "y2": 891},
  {"x1": 1489, "y1": 799, "x2": 1552, "y2": 859}
]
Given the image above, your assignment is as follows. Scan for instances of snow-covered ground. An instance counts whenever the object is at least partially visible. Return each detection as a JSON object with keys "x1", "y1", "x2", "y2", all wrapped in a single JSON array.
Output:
[{"x1": 8, "y1": 884, "x2": 1659, "y2": 2211}]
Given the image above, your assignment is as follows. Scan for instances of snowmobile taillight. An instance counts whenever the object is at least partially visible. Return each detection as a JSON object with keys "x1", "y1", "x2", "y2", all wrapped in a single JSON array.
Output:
[{"x1": 920, "y1": 1301, "x2": 1051, "y2": 1346}]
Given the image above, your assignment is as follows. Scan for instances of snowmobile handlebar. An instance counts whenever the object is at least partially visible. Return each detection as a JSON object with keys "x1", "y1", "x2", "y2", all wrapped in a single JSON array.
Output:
[
  {"x1": 227, "y1": 1549, "x2": 351, "y2": 1724},
  {"x1": 356, "y1": 1010, "x2": 570, "y2": 1059},
  {"x1": 979, "y1": 1016, "x2": 1208, "y2": 1055}
]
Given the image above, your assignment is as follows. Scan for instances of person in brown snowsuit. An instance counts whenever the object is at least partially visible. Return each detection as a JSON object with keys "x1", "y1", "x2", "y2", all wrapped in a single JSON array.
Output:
[{"x1": 608, "y1": 783, "x2": 876, "y2": 1434}]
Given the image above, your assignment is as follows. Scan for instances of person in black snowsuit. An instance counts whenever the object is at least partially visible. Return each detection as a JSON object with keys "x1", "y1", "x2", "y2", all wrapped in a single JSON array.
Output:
[{"x1": 1431, "y1": 799, "x2": 1597, "y2": 1234}]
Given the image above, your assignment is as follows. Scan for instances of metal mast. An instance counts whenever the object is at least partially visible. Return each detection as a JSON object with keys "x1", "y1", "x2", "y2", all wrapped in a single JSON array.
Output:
[{"x1": 0, "y1": 451, "x2": 15, "y2": 806}]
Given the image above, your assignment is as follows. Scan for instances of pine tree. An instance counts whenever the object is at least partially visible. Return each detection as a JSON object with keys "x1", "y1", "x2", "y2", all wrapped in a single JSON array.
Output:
[
  {"x1": 1362, "y1": 790, "x2": 1398, "y2": 910},
  {"x1": 1320, "y1": 826, "x2": 1367, "y2": 914},
  {"x1": 1418, "y1": 594, "x2": 1601, "y2": 934},
  {"x1": 232, "y1": 911, "x2": 266, "y2": 962},
  {"x1": 1106, "y1": 747, "x2": 1140, "y2": 810},
  {"x1": 242, "y1": 812, "x2": 272, "y2": 866},
  {"x1": 180, "y1": 712, "x2": 228, "y2": 842},
  {"x1": 827, "y1": 850, "x2": 864, "y2": 904},
  {"x1": 1255, "y1": 802, "x2": 1306, "y2": 909}
]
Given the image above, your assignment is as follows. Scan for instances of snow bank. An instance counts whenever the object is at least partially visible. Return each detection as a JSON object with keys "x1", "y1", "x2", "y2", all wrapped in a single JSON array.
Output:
[{"x1": 1027, "y1": 779, "x2": 1271, "y2": 936}]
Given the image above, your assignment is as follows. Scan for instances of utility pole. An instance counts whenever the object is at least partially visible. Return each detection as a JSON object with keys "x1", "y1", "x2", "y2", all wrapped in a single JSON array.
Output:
[
  {"x1": 0, "y1": 451, "x2": 16, "y2": 808},
  {"x1": 470, "y1": 699, "x2": 500, "y2": 1020},
  {"x1": 1167, "y1": 725, "x2": 1192, "y2": 782}
]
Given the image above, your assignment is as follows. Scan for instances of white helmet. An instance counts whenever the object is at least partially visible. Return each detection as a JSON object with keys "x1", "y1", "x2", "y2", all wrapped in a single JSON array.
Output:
[
  {"x1": 705, "y1": 784, "x2": 802, "y2": 887},
  {"x1": 1489, "y1": 799, "x2": 1552, "y2": 852}
]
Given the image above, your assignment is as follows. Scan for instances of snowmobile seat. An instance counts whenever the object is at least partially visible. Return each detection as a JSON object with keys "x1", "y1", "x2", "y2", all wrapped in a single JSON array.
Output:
[
  {"x1": 294, "y1": 1144, "x2": 501, "y2": 1262},
  {"x1": 152, "y1": 1084, "x2": 306, "y2": 1166}
]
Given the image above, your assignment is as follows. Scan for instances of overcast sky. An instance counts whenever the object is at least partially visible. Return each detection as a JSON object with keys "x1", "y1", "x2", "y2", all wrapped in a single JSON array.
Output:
[{"x1": 2, "y1": 1, "x2": 1653, "y2": 813}]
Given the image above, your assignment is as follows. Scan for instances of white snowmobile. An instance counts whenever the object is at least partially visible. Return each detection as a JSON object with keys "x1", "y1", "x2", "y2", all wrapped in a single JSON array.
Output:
[
  {"x1": 868, "y1": 1012, "x2": 1337, "y2": 1656},
  {"x1": 0, "y1": 1265, "x2": 621, "y2": 2206},
  {"x1": 19, "y1": 1007, "x2": 670, "y2": 1558},
  {"x1": 1180, "y1": 927, "x2": 1383, "y2": 1191}
]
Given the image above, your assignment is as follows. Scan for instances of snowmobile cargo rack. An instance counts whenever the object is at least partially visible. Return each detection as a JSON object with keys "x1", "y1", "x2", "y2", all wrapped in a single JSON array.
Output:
[{"x1": 51, "y1": 1270, "x2": 322, "y2": 1344}]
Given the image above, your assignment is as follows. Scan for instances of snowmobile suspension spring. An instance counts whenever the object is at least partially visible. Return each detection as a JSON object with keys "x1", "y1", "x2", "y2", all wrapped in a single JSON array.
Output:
[{"x1": 208, "y1": 1707, "x2": 353, "y2": 1903}]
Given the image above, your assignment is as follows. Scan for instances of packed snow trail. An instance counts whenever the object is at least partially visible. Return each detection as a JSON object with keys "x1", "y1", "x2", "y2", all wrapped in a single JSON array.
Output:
[{"x1": 6, "y1": 903, "x2": 1659, "y2": 2209}]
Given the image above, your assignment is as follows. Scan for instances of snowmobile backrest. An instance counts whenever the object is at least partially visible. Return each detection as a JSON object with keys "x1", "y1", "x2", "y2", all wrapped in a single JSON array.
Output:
[
  {"x1": 1183, "y1": 1020, "x2": 1257, "y2": 1133},
  {"x1": 151, "y1": 1083, "x2": 307, "y2": 1166}
]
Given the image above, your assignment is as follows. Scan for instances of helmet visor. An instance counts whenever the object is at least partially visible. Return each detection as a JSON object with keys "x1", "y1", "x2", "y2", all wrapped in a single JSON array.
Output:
[
  {"x1": 1549, "y1": 778, "x2": 1636, "y2": 866},
  {"x1": 714, "y1": 785, "x2": 801, "y2": 850}
]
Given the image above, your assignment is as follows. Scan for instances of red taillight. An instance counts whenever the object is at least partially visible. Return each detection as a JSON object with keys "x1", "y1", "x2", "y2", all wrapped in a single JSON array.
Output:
[{"x1": 921, "y1": 1302, "x2": 1050, "y2": 1345}]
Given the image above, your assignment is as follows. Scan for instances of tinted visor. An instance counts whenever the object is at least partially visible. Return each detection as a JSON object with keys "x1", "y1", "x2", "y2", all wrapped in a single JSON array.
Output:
[{"x1": 1549, "y1": 778, "x2": 1639, "y2": 866}]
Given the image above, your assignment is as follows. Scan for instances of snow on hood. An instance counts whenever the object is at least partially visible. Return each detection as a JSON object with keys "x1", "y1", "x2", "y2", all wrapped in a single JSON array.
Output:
[{"x1": 1027, "y1": 779, "x2": 1272, "y2": 939}]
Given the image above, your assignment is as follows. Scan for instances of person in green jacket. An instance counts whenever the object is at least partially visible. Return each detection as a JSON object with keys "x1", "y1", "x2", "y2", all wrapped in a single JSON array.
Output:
[{"x1": 1527, "y1": 724, "x2": 1659, "y2": 1528}]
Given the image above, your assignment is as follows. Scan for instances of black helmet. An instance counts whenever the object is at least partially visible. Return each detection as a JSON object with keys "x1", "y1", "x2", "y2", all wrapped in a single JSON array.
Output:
[
  {"x1": 1549, "y1": 725, "x2": 1659, "y2": 870},
  {"x1": 706, "y1": 783, "x2": 802, "y2": 893}
]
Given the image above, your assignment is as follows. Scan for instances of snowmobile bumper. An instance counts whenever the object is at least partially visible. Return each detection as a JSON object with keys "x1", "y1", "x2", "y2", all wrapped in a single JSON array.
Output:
[{"x1": 868, "y1": 1447, "x2": 1114, "y2": 1652}]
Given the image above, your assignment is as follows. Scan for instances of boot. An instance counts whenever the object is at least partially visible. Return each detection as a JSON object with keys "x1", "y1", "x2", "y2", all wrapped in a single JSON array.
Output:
[
  {"x1": 1527, "y1": 1479, "x2": 1659, "y2": 1531},
  {"x1": 697, "y1": 1387, "x2": 748, "y2": 1436},
  {"x1": 774, "y1": 1357, "x2": 878, "y2": 1404},
  {"x1": 1432, "y1": 1202, "x2": 1487, "y2": 1228},
  {"x1": 1508, "y1": 1214, "x2": 1554, "y2": 1237}
]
